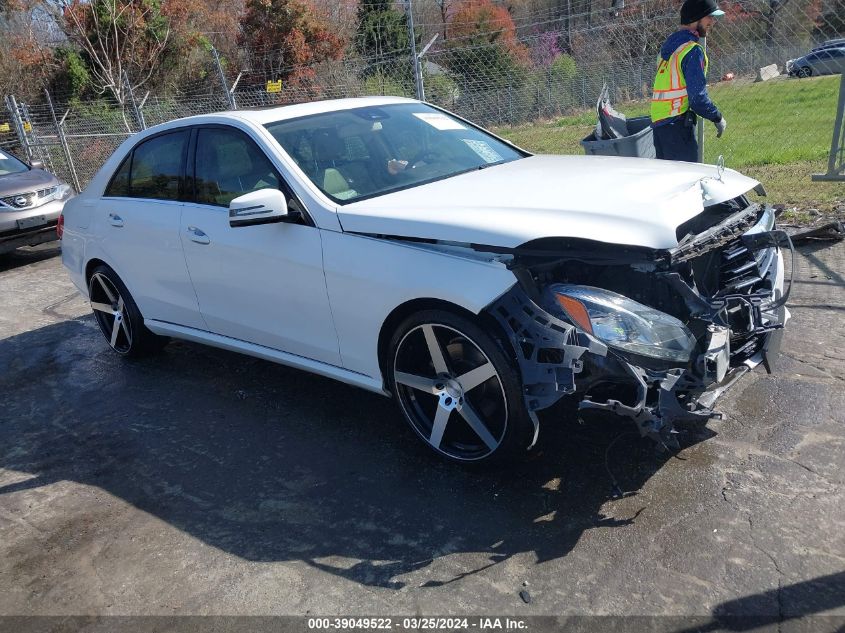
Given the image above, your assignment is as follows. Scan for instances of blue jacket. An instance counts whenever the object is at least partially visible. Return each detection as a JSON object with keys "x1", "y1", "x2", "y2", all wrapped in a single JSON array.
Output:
[{"x1": 653, "y1": 29, "x2": 722, "y2": 127}]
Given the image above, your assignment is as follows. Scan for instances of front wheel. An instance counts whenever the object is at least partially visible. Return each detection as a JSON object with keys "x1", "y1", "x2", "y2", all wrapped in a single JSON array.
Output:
[
  {"x1": 796, "y1": 66, "x2": 812, "y2": 78},
  {"x1": 387, "y1": 310, "x2": 534, "y2": 465},
  {"x1": 88, "y1": 265, "x2": 168, "y2": 357}
]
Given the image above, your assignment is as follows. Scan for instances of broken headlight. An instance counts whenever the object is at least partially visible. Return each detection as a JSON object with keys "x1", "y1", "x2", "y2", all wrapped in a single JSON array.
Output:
[{"x1": 548, "y1": 285, "x2": 697, "y2": 363}]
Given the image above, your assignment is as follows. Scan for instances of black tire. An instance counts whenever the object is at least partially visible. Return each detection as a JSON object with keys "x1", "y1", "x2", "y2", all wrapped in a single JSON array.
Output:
[
  {"x1": 796, "y1": 66, "x2": 812, "y2": 78},
  {"x1": 387, "y1": 309, "x2": 534, "y2": 465},
  {"x1": 88, "y1": 264, "x2": 168, "y2": 357}
]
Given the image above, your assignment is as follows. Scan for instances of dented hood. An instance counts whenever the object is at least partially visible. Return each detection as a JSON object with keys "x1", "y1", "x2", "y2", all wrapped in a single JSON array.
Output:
[{"x1": 337, "y1": 155, "x2": 760, "y2": 250}]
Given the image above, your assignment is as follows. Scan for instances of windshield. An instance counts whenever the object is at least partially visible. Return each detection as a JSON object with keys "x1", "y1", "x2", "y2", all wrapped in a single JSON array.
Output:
[
  {"x1": 265, "y1": 103, "x2": 526, "y2": 204},
  {"x1": 0, "y1": 149, "x2": 29, "y2": 177}
]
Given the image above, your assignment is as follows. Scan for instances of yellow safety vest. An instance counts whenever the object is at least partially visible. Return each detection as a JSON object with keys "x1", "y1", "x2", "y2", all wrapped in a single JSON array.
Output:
[{"x1": 650, "y1": 41, "x2": 709, "y2": 123}]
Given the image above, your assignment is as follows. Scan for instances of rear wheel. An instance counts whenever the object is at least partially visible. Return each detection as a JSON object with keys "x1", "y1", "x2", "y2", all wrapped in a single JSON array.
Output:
[
  {"x1": 796, "y1": 66, "x2": 812, "y2": 78},
  {"x1": 88, "y1": 265, "x2": 168, "y2": 357},
  {"x1": 387, "y1": 310, "x2": 533, "y2": 465}
]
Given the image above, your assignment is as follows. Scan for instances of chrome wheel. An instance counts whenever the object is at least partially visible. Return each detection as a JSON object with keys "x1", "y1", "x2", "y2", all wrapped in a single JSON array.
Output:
[
  {"x1": 797, "y1": 67, "x2": 811, "y2": 78},
  {"x1": 89, "y1": 272, "x2": 133, "y2": 354},
  {"x1": 393, "y1": 323, "x2": 508, "y2": 462}
]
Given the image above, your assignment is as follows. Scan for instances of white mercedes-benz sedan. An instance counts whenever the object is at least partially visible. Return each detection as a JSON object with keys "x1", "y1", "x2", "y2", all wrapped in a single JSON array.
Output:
[{"x1": 61, "y1": 96, "x2": 791, "y2": 464}]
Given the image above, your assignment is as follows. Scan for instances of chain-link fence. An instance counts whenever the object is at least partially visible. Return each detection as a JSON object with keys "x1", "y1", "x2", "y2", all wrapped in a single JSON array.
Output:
[{"x1": 2, "y1": 0, "x2": 843, "y2": 200}]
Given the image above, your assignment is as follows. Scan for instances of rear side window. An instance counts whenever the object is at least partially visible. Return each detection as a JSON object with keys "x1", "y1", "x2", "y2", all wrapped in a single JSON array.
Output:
[
  {"x1": 193, "y1": 127, "x2": 280, "y2": 207},
  {"x1": 105, "y1": 156, "x2": 131, "y2": 197},
  {"x1": 105, "y1": 130, "x2": 189, "y2": 200},
  {"x1": 129, "y1": 131, "x2": 188, "y2": 200}
]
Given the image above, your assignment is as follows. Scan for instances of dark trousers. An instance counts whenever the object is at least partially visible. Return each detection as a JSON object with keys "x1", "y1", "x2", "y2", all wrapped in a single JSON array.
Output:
[{"x1": 653, "y1": 117, "x2": 699, "y2": 162}]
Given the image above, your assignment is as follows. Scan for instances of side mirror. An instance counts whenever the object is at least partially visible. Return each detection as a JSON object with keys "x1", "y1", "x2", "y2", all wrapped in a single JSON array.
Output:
[
  {"x1": 229, "y1": 188, "x2": 298, "y2": 228},
  {"x1": 30, "y1": 160, "x2": 44, "y2": 170}
]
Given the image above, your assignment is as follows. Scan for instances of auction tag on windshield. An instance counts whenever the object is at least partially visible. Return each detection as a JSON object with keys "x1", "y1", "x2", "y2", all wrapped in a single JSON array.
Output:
[
  {"x1": 412, "y1": 112, "x2": 466, "y2": 130},
  {"x1": 463, "y1": 139, "x2": 503, "y2": 163}
]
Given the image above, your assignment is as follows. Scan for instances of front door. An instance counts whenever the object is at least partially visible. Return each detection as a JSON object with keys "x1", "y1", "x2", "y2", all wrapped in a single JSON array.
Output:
[{"x1": 179, "y1": 125, "x2": 341, "y2": 366}]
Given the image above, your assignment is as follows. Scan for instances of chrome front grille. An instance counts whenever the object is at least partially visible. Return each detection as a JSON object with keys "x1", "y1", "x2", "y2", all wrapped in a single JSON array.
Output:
[
  {"x1": 715, "y1": 206, "x2": 777, "y2": 299},
  {"x1": 717, "y1": 209, "x2": 780, "y2": 363},
  {"x1": 0, "y1": 187, "x2": 56, "y2": 211}
]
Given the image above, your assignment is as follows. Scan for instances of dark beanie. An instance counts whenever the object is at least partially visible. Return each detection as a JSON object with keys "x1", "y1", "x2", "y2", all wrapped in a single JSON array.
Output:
[{"x1": 680, "y1": 0, "x2": 724, "y2": 24}]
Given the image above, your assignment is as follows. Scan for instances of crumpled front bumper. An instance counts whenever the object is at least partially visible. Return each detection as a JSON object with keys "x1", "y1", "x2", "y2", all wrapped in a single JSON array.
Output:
[{"x1": 489, "y1": 206, "x2": 792, "y2": 448}]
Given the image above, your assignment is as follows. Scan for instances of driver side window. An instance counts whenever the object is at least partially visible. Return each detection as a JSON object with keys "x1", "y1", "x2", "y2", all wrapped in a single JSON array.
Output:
[{"x1": 194, "y1": 128, "x2": 280, "y2": 207}]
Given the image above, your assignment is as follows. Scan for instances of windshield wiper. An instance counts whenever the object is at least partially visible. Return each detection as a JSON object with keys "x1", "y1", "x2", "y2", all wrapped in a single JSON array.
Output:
[
  {"x1": 477, "y1": 160, "x2": 505, "y2": 170},
  {"x1": 449, "y1": 161, "x2": 506, "y2": 179}
]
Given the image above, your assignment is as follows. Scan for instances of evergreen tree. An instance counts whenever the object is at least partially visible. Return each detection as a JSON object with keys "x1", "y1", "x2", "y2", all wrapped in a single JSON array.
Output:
[{"x1": 355, "y1": 0, "x2": 410, "y2": 63}]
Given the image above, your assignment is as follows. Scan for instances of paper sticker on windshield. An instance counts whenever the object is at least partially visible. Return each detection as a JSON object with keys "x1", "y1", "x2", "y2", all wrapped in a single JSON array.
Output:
[
  {"x1": 413, "y1": 112, "x2": 466, "y2": 130},
  {"x1": 463, "y1": 139, "x2": 503, "y2": 163}
]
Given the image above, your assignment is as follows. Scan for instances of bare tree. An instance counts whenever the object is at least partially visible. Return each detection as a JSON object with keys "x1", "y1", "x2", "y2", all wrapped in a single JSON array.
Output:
[{"x1": 59, "y1": 0, "x2": 170, "y2": 126}]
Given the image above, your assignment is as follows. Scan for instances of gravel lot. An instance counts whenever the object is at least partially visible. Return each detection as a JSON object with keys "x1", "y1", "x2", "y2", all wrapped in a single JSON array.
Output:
[{"x1": 0, "y1": 241, "x2": 843, "y2": 626}]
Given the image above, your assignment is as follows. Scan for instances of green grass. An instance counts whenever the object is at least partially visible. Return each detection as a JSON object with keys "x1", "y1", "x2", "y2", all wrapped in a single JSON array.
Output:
[{"x1": 493, "y1": 75, "x2": 844, "y2": 215}]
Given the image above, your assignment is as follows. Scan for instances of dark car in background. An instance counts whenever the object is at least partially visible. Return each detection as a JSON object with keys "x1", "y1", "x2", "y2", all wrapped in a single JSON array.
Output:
[
  {"x1": 787, "y1": 46, "x2": 845, "y2": 77},
  {"x1": 811, "y1": 38, "x2": 845, "y2": 52},
  {"x1": 0, "y1": 148, "x2": 74, "y2": 255}
]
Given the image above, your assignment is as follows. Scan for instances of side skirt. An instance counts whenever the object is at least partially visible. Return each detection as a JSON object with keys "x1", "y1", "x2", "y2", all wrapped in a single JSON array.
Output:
[{"x1": 144, "y1": 319, "x2": 390, "y2": 397}]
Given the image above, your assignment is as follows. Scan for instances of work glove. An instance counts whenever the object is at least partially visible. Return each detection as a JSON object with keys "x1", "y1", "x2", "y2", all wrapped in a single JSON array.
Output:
[{"x1": 714, "y1": 117, "x2": 727, "y2": 138}]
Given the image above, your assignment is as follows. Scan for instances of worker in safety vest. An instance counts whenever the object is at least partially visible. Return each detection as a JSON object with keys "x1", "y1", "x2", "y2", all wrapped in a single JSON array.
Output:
[{"x1": 651, "y1": 0, "x2": 727, "y2": 162}]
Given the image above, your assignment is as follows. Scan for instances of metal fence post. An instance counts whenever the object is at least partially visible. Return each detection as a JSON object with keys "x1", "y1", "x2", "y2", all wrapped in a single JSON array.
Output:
[
  {"x1": 812, "y1": 74, "x2": 845, "y2": 182},
  {"x1": 123, "y1": 70, "x2": 146, "y2": 130},
  {"x1": 19, "y1": 102, "x2": 53, "y2": 169},
  {"x1": 212, "y1": 46, "x2": 237, "y2": 110},
  {"x1": 5, "y1": 95, "x2": 34, "y2": 162},
  {"x1": 44, "y1": 89, "x2": 81, "y2": 193},
  {"x1": 406, "y1": 0, "x2": 424, "y2": 101}
]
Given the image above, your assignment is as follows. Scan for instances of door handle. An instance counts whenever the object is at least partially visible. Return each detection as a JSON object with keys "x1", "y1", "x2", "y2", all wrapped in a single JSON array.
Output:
[
  {"x1": 187, "y1": 226, "x2": 210, "y2": 245},
  {"x1": 108, "y1": 213, "x2": 124, "y2": 227}
]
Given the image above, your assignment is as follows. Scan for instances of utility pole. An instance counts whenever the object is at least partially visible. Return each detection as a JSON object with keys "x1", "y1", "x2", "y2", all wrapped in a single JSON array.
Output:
[{"x1": 406, "y1": 0, "x2": 425, "y2": 101}]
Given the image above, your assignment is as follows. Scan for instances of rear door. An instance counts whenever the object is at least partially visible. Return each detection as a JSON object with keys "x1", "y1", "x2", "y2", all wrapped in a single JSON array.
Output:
[
  {"x1": 179, "y1": 125, "x2": 341, "y2": 365},
  {"x1": 98, "y1": 128, "x2": 206, "y2": 329}
]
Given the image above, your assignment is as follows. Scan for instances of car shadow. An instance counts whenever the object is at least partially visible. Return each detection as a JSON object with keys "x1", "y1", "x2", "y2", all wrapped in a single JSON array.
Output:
[
  {"x1": 670, "y1": 571, "x2": 845, "y2": 632},
  {"x1": 0, "y1": 243, "x2": 61, "y2": 273},
  {"x1": 0, "y1": 316, "x2": 713, "y2": 590}
]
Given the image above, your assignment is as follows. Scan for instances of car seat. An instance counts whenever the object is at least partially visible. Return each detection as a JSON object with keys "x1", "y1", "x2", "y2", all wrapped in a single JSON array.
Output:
[{"x1": 311, "y1": 128, "x2": 357, "y2": 199}]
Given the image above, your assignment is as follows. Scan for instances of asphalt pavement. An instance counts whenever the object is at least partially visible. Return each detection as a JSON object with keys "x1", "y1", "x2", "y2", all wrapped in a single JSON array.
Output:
[{"x1": 0, "y1": 241, "x2": 843, "y2": 624}]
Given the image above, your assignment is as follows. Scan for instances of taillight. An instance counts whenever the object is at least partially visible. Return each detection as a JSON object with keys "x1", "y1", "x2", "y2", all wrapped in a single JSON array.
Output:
[{"x1": 57, "y1": 213, "x2": 64, "y2": 239}]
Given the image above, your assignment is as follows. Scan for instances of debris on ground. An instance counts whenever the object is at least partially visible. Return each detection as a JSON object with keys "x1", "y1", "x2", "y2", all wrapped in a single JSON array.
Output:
[
  {"x1": 519, "y1": 590, "x2": 532, "y2": 604},
  {"x1": 784, "y1": 221, "x2": 845, "y2": 243}
]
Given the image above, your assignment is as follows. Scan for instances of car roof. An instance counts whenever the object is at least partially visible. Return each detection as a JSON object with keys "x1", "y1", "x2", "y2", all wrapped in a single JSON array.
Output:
[
  {"x1": 189, "y1": 96, "x2": 419, "y2": 127},
  {"x1": 135, "y1": 95, "x2": 423, "y2": 138},
  {"x1": 229, "y1": 95, "x2": 419, "y2": 125}
]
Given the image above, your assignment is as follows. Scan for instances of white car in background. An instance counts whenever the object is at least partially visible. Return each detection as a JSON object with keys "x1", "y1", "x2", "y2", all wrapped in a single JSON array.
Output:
[{"x1": 60, "y1": 97, "x2": 791, "y2": 464}]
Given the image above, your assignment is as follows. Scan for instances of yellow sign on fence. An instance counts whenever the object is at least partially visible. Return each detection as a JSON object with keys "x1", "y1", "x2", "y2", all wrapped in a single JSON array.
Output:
[
  {"x1": 23, "y1": 122, "x2": 32, "y2": 133},
  {"x1": 0, "y1": 123, "x2": 9, "y2": 133},
  {"x1": 266, "y1": 80, "x2": 282, "y2": 94}
]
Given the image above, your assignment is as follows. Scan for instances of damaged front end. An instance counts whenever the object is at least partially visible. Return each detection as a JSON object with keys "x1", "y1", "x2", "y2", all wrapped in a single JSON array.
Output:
[{"x1": 486, "y1": 200, "x2": 792, "y2": 449}]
